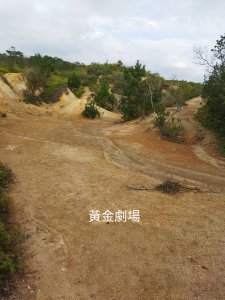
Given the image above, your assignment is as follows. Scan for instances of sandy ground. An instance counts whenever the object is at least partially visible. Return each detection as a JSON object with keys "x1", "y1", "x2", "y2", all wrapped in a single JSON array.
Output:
[{"x1": 0, "y1": 96, "x2": 225, "y2": 299}]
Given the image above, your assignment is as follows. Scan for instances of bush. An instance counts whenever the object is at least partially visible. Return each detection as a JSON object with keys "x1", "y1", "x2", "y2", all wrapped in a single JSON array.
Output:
[
  {"x1": 154, "y1": 102, "x2": 169, "y2": 129},
  {"x1": 0, "y1": 251, "x2": 16, "y2": 283},
  {"x1": 0, "y1": 221, "x2": 10, "y2": 253},
  {"x1": 154, "y1": 102, "x2": 184, "y2": 143},
  {"x1": 24, "y1": 92, "x2": 42, "y2": 105},
  {"x1": 110, "y1": 71, "x2": 127, "y2": 95},
  {"x1": 73, "y1": 86, "x2": 85, "y2": 98},
  {"x1": 0, "y1": 163, "x2": 22, "y2": 295},
  {"x1": 160, "y1": 121, "x2": 183, "y2": 143},
  {"x1": 68, "y1": 72, "x2": 81, "y2": 89},
  {"x1": 41, "y1": 75, "x2": 67, "y2": 103},
  {"x1": 163, "y1": 81, "x2": 202, "y2": 107},
  {"x1": 0, "y1": 163, "x2": 14, "y2": 191},
  {"x1": 0, "y1": 196, "x2": 10, "y2": 215},
  {"x1": 24, "y1": 67, "x2": 48, "y2": 96},
  {"x1": 219, "y1": 140, "x2": 225, "y2": 156},
  {"x1": 85, "y1": 74, "x2": 98, "y2": 86},
  {"x1": 82, "y1": 101, "x2": 100, "y2": 119},
  {"x1": 156, "y1": 179, "x2": 181, "y2": 195}
]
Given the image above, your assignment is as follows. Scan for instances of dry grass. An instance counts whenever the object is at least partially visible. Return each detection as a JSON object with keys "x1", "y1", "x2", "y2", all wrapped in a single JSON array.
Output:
[{"x1": 155, "y1": 179, "x2": 181, "y2": 195}]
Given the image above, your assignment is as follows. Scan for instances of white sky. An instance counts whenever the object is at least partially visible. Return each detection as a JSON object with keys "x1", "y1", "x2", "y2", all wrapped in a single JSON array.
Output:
[{"x1": 0, "y1": 0, "x2": 224, "y2": 82}]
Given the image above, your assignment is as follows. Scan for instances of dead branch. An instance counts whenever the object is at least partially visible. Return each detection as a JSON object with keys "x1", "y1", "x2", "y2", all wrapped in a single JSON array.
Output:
[
  {"x1": 126, "y1": 185, "x2": 155, "y2": 191},
  {"x1": 127, "y1": 183, "x2": 203, "y2": 193}
]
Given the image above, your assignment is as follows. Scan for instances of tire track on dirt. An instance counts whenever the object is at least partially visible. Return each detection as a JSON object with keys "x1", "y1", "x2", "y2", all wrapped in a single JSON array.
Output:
[{"x1": 1, "y1": 128, "x2": 225, "y2": 192}]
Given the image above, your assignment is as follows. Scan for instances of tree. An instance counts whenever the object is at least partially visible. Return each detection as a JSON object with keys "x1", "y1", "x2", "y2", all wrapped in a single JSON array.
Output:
[
  {"x1": 120, "y1": 61, "x2": 146, "y2": 120},
  {"x1": 24, "y1": 67, "x2": 48, "y2": 104},
  {"x1": 5, "y1": 46, "x2": 24, "y2": 69},
  {"x1": 30, "y1": 54, "x2": 54, "y2": 73},
  {"x1": 195, "y1": 34, "x2": 225, "y2": 136},
  {"x1": 94, "y1": 83, "x2": 116, "y2": 111},
  {"x1": 25, "y1": 68, "x2": 48, "y2": 95},
  {"x1": 145, "y1": 73, "x2": 164, "y2": 112},
  {"x1": 120, "y1": 61, "x2": 163, "y2": 120}
]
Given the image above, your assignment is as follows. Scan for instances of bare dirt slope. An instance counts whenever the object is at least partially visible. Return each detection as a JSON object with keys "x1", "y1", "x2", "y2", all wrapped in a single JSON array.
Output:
[
  {"x1": 1, "y1": 96, "x2": 225, "y2": 299},
  {"x1": 52, "y1": 87, "x2": 118, "y2": 121}
]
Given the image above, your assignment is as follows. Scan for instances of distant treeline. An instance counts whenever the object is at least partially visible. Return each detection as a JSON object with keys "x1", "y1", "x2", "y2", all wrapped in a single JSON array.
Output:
[{"x1": 0, "y1": 47, "x2": 202, "y2": 121}]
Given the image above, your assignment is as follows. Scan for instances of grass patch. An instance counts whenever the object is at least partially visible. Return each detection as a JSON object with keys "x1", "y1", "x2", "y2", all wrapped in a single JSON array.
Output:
[
  {"x1": 0, "y1": 65, "x2": 21, "y2": 74},
  {"x1": 0, "y1": 163, "x2": 22, "y2": 296},
  {"x1": 0, "y1": 66, "x2": 10, "y2": 74}
]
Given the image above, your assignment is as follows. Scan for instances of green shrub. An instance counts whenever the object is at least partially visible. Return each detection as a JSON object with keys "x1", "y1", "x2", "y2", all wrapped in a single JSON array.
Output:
[
  {"x1": 82, "y1": 101, "x2": 100, "y2": 119},
  {"x1": 0, "y1": 66, "x2": 11, "y2": 74},
  {"x1": 68, "y1": 72, "x2": 81, "y2": 89},
  {"x1": 154, "y1": 102, "x2": 184, "y2": 143},
  {"x1": 73, "y1": 86, "x2": 85, "y2": 98},
  {"x1": 196, "y1": 105, "x2": 225, "y2": 156},
  {"x1": 0, "y1": 222, "x2": 10, "y2": 252},
  {"x1": 163, "y1": 81, "x2": 202, "y2": 107},
  {"x1": 0, "y1": 163, "x2": 13, "y2": 190},
  {"x1": 154, "y1": 102, "x2": 169, "y2": 129},
  {"x1": 161, "y1": 122, "x2": 183, "y2": 143},
  {"x1": 89, "y1": 83, "x2": 99, "y2": 93},
  {"x1": 0, "y1": 196, "x2": 10, "y2": 215},
  {"x1": 41, "y1": 75, "x2": 67, "y2": 103},
  {"x1": 0, "y1": 251, "x2": 15, "y2": 283},
  {"x1": 84, "y1": 74, "x2": 98, "y2": 86},
  {"x1": 0, "y1": 162, "x2": 22, "y2": 294}
]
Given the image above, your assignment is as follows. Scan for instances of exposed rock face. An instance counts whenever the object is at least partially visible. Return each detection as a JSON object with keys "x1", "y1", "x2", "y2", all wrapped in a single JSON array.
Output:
[
  {"x1": 0, "y1": 76, "x2": 21, "y2": 111},
  {"x1": 3, "y1": 73, "x2": 27, "y2": 99}
]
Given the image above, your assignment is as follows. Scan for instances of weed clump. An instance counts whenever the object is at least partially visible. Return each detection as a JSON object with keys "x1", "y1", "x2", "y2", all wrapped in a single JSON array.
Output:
[
  {"x1": 82, "y1": 100, "x2": 100, "y2": 119},
  {"x1": 156, "y1": 179, "x2": 181, "y2": 195}
]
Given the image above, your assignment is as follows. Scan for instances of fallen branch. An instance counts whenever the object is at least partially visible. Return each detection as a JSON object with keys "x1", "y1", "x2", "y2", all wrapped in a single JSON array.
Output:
[{"x1": 126, "y1": 185, "x2": 155, "y2": 191}]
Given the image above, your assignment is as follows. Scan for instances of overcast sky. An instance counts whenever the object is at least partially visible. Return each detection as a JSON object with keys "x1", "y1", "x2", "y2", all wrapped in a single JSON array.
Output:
[{"x1": 0, "y1": 0, "x2": 224, "y2": 82}]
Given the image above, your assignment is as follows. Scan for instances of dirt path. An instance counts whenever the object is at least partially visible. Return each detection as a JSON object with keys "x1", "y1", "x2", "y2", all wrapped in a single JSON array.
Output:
[{"x1": 1, "y1": 110, "x2": 225, "y2": 299}]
